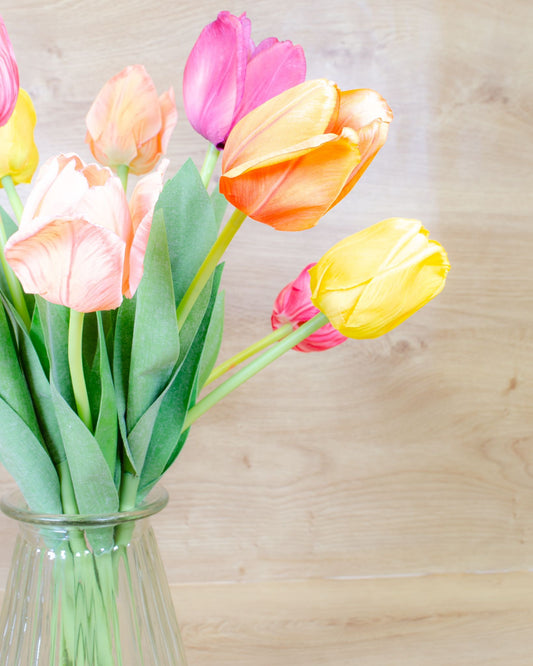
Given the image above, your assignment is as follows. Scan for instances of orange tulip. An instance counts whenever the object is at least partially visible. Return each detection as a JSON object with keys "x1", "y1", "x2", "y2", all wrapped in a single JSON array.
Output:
[
  {"x1": 220, "y1": 79, "x2": 392, "y2": 231},
  {"x1": 4, "y1": 154, "x2": 166, "y2": 312},
  {"x1": 85, "y1": 65, "x2": 177, "y2": 175}
]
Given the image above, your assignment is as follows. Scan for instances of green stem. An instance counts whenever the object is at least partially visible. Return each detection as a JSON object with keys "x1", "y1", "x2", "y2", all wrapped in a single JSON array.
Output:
[
  {"x1": 1, "y1": 175, "x2": 23, "y2": 224},
  {"x1": 183, "y1": 312, "x2": 329, "y2": 431},
  {"x1": 200, "y1": 143, "x2": 220, "y2": 188},
  {"x1": 176, "y1": 208, "x2": 247, "y2": 328},
  {"x1": 0, "y1": 218, "x2": 31, "y2": 329},
  {"x1": 119, "y1": 471, "x2": 140, "y2": 512},
  {"x1": 68, "y1": 309, "x2": 93, "y2": 431},
  {"x1": 205, "y1": 322, "x2": 294, "y2": 386},
  {"x1": 116, "y1": 164, "x2": 129, "y2": 192},
  {"x1": 57, "y1": 460, "x2": 79, "y2": 514}
]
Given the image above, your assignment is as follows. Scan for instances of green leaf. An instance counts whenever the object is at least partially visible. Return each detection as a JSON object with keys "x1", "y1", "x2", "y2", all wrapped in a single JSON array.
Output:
[
  {"x1": 211, "y1": 188, "x2": 228, "y2": 229},
  {"x1": 0, "y1": 394, "x2": 61, "y2": 513},
  {"x1": 36, "y1": 297, "x2": 75, "y2": 409},
  {"x1": 198, "y1": 289, "x2": 225, "y2": 388},
  {"x1": 94, "y1": 312, "x2": 117, "y2": 474},
  {"x1": 51, "y1": 383, "x2": 119, "y2": 514},
  {"x1": 0, "y1": 206, "x2": 17, "y2": 239},
  {"x1": 127, "y1": 210, "x2": 179, "y2": 433},
  {"x1": 154, "y1": 159, "x2": 219, "y2": 305},
  {"x1": 138, "y1": 265, "x2": 223, "y2": 494},
  {"x1": 0, "y1": 290, "x2": 65, "y2": 465},
  {"x1": 0, "y1": 302, "x2": 41, "y2": 436}
]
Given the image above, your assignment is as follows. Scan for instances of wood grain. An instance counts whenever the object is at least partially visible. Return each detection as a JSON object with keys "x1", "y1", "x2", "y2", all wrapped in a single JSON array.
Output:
[{"x1": 0, "y1": 0, "x2": 532, "y2": 663}]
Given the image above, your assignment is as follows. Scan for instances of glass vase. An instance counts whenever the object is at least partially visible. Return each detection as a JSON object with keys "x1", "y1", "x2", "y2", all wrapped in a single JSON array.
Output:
[{"x1": 0, "y1": 485, "x2": 188, "y2": 665}]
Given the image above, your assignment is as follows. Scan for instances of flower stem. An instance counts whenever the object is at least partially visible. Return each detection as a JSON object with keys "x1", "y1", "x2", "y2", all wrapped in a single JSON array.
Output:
[
  {"x1": 1, "y1": 175, "x2": 23, "y2": 224},
  {"x1": 176, "y1": 207, "x2": 247, "y2": 328},
  {"x1": 68, "y1": 309, "x2": 93, "y2": 431},
  {"x1": 200, "y1": 142, "x2": 220, "y2": 188},
  {"x1": 116, "y1": 164, "x2": 129, "y2": 192},
  {"x1": 0, "y1": 216, "x2": 31, "y2": 330},
  {"x1": 204, "y1": 322, "x2": 294, "y2": 386},
  {"x1": 182, "y1": 312, "x2": 329, "y2": 430}
]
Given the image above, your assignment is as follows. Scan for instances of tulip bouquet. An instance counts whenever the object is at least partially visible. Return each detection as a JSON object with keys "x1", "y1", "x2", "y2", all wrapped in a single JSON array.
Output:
[{"x1": 0, "y1": 10, "x2": 449, "y2": 664}]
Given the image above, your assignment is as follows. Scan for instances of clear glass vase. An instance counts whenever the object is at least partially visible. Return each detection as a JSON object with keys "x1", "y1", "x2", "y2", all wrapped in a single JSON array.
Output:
[{"x1": 0, "y1": 486, "x2": 188, "y2": 665}]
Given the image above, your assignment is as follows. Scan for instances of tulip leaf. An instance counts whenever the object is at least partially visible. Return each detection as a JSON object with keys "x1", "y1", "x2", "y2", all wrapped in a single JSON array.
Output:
[
  {"x1": 138, "y1": 265, "x2": 223, "y2": 495},
  {"x1": 198, "y1": 289, "x2": 225, "y2": 388},
  {"x1": 0, "y1": 394, "x2": 61, "y2": 513},
  {"x1": 127, "y1": 210, "x2": 179, "y2": 434},
  {"x1": 36, "y1": 297, "x2": 75, "y2": 409},
  {"x1": 0, "y1": 205, "x2": 17, "y2": 239},
  {"x1": 113, "y1": 294, "x2": 137, "y2": 474},
  {"x1": 0, "y1": 291, "x2": 65, "y2": 466},
  {"x1": 51, "y1": 382, "x2": 119, "y2": 514},
  {"x1": 154, "y1": 159, "x2": 219, "y2": 305},
  {"x1": 211, "y1": 189, "x2": 228, "y2": 229},
  {"x1": 0, "y1": 302, "x2": 41, "y2": 437},
  {"x1": 94, "y1": 312, "x2": 117, "y2": 475}
]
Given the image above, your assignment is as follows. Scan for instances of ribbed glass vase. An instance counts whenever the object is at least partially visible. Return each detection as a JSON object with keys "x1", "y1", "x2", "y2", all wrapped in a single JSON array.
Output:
[{"x1": 0, "y1": 486, "x2": 188, "y2": 665}]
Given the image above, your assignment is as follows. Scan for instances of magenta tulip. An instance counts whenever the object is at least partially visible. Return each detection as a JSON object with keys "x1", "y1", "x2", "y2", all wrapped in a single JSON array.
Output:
[
  {"x1": 183, "y1": 11, "x2": 306, "y2": 148},
  {"x1": 272, "y1": 263, "x2": 347, "y2": 352},
  {"x1": 0, "y1": 17, "x2": 19, "y2": 127}
]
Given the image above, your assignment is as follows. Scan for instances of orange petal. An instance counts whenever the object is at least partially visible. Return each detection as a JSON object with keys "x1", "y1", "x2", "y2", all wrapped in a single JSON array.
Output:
[
  {"x1": 222, "y1": 79, "x2": 339, "y2": 173},
  {"x1": 5, "y1": 217, "x2": 125, "y2": 312},
  {"x1": 220, "y1": 129, "x2": 360, "y2": 231}
]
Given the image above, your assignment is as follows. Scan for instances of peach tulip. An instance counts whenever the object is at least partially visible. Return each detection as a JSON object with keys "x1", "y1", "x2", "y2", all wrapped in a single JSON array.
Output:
[
  {"x1": 5, "y1": 154, "x2": 166, "y2": 312},
  {"x1": 0, "y1": 89, "x2": 38, "y2": 185},
  {"x1": 0, "y1": 17, "x2": 18, "y2": 127},
  {"x1": 183, "y1": 11, "x2": 305, "y2": 149},
  {"x1": 309, "y1": 218, "x2": 450, "y2": 338},
  {"x1": 272, "y1": 263, "x2": 346, "y2": 352},
  {"x1": 85, "y1": 65, "x2": 177, "y2": 175},
  {"x1": 220, "y1": 79, "x2": 393, "y2": 231}
]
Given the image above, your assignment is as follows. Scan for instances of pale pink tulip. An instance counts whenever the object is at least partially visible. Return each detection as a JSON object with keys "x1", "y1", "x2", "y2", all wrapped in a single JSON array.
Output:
[
  {"x1": 5, "y1": 154, "x2": 166, "y2": 312},
  {"x1": 85, "y1": 65, "x2": 177, "y2": 175},
  {"x1": 271, "y1": 263, "x2": 347, "y2": 352},
  {"x1": 183, "y1": 11, "x2": 305, "y2": 148},
  {"x1": 0, "y1": 17, "x2": 18, "y2": 127}
]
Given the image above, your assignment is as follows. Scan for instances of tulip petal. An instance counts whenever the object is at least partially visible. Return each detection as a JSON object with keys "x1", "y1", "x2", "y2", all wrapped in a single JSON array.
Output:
[
  {"x1": 76, "y1": 174, "x2": 132, "y2": 244},
  {"x1": 220, "y1": 129, "x2": 360, "y2": 231},
  {"x1": 0, "y1": 18, "x2": 19, "y2": 127},
  {"x1": 5, "y1": 217, "x2": 125, "y2": 312},
  {"x1": 86, "y1": 65, "x2": 162, "y2": 167},
  {"x1": 0, "y1": 89, "x2": 39, "y2": 185},
  {"x1": 231, "y1": 39, "x2": 306, "y2": 129},
  {"x1": 183, "y1": 11, "x2": 249, "y2": 147},
  {"x1": 222, "y1": 79, "x2": 339, "y2": 173}
]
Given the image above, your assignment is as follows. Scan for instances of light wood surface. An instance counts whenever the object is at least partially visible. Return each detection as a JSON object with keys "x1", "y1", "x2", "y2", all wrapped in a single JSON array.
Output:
[{"x1": 1, "y1": 0, "x2": 532, "y2": 663}]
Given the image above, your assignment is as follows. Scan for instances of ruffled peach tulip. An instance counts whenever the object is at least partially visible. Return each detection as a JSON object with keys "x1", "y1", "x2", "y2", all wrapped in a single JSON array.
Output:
[
  {"x1": 0, "y1": 89, "x2": 38, "y2": 185},
  {"x1": 183, "y1": 11, "x2": 305, "y2": 149},
  {"x1": 309, "y1": 218, "x2": 450, "y2": 338},
  {"x1": 5, "y1": 154, "x2": 166, "y2": 312},
  {"x1": 0, "y1": 17, "x2": 19, "y2": 127},
  {"x1": 272, "y1": 263, "x2": 346, "y2": 352},
  {"x1": 220, "y1": 79, "x2": 393, "y2": 231},
  {"x1": 85, "y1": 65, "x2": 177, "y2": 175}
]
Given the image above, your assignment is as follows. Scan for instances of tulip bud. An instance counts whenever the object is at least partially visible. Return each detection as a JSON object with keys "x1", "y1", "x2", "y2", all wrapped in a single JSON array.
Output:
[
  {"x1": 85, "y1": 65, "x2": 177, "y2": 175},
  {"x1": 272, "y1": 263, "x2": 347, "y2": 352},
  {"x1": 0, "y1": 17, "x2": 19, "y2": 127},
  {"x1": 309, "y1": 218, "x2": 450, "y2": 338},
  {"x1": 183, "y1": 11, "x2": 306, "y2": 149},
  {"x1": 0, "y1": 89, "x2": 38, "y2": 186},
  {"x1": 220, "y1": 80, "x2": 392, "y2": 231}
]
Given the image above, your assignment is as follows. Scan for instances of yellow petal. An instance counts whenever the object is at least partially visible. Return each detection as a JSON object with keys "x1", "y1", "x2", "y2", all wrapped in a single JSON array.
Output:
[{"x1": 0, "y1": 89, "x2": 39, "y2": 185}]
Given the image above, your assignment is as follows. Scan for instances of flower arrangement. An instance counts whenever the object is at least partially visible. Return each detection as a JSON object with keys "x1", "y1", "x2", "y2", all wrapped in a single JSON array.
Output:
[
  {"x1": 0, "y1": 11, "x2": 449, "y2": 517},
  {"x1": 0, "y1": 11, "x2": 450, "y2": 663}
]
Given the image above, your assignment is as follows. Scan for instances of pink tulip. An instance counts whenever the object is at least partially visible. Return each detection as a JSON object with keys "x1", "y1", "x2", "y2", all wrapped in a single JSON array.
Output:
[
  {"x1": 271, "y1": 263, "x2": 347, "y2": 352},
  {"x1": 183, "y1": 11, "x2": 306, "y2": 148},
  {"x1": 0, "y1": 17, "x2": 19, "y2": 127},
  {"x1": 85, "y1": 65, "x2": 177, "y2": 175},
  {"x1": 5, "y1": 154, "x2": 166, "y2": 312}
]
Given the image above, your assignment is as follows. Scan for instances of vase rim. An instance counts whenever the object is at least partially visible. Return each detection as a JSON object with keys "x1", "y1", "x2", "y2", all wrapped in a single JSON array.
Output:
[{"x1": 0, "y1": 485, "x2": 169, "y2": 527}]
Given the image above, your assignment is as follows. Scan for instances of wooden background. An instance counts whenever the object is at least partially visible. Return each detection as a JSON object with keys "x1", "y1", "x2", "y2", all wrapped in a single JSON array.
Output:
[{"x1": 1, "y1": 0, "x2": 532, "y2": 663}]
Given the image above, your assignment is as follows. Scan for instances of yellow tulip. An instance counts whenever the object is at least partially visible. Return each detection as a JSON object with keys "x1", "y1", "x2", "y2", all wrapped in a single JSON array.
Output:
[
  {"x1": 309, "y1": 218, "x2": 450, "y2": 338},
  {"x1": 0, "y1": 89, "x2": 38, "y2": 185}
]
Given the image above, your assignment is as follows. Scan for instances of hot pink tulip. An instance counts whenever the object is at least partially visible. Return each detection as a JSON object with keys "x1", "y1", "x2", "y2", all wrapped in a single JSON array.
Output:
[
  {"x1": 85, "y1": 65, "x2": 177, "y2": 175},
  {"x1": 5, "y1": 154, "x2": 166, "y2": 312},
  {"x1": 271, "y1": 263, "x2": 347, "y2": 352},
  {"x1": 0, "y1": 17, "x2": 19, "y2": 127},
  {"x1": 183, "y1": 11, "x2": 306, "y2": 149}
]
